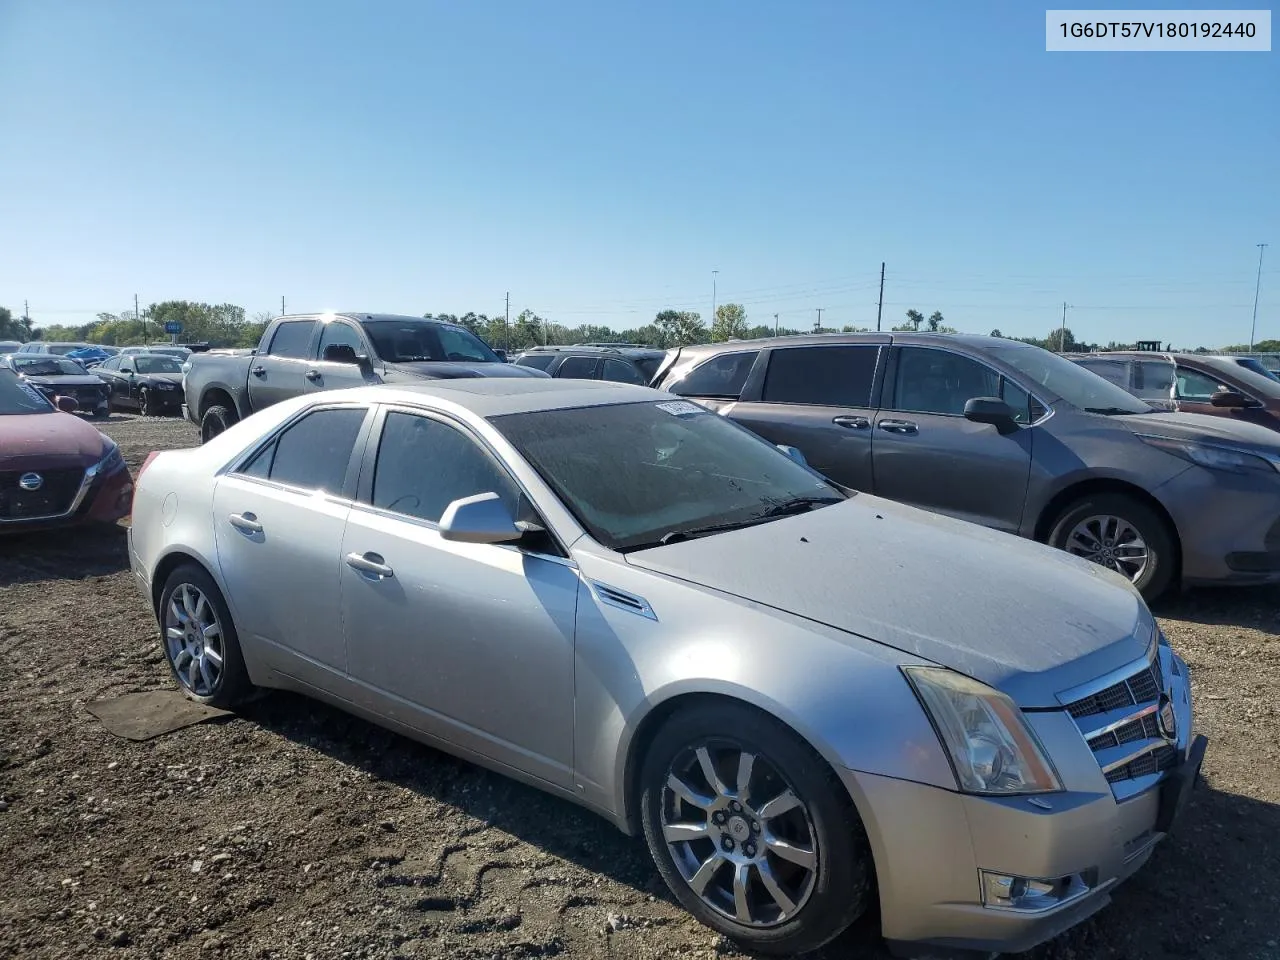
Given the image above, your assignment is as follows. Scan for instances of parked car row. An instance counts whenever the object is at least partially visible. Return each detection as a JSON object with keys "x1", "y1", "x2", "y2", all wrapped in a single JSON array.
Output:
[{"x1": 129, "y1": 373, "x2": 1206, "y2": 958}]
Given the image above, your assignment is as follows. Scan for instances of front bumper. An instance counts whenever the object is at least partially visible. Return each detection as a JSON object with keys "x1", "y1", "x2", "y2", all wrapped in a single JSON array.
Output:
[
  {"x1": 0, "y1": 463, "x2": 132, "y2": 533},
  {"x1": 1156, "y1": 464, "x2": 1280, "y2": 585},
  {"x1": 843, "y1": 651, "x2": 1205, "y2": 957}
]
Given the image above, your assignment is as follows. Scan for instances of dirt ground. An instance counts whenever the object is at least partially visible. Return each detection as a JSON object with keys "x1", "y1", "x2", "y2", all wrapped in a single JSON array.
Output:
[{"x1": 1, "y1": 414, "x2": 1278, "y2": 960}]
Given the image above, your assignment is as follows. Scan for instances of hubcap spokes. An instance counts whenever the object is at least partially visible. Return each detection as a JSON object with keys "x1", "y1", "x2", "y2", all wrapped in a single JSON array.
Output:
[
  {"x1": 1066, "y1": 514, "x2": 1149, "y2": 582},
  {"x1": 661, "y1": 742, "x2": 817, "y2": 927},
  {"x1": 164, "y1": 583, "x2": 224, "y2": 696}
]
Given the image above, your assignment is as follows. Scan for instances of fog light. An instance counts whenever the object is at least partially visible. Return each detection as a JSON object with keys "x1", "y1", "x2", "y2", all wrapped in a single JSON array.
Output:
[{"x1": 980, "y1": 870, "x2": 1090, "y2": 911}]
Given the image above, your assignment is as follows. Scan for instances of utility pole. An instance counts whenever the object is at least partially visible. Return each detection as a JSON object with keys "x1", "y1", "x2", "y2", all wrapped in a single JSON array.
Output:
[
  {"x1": 711, "y1": 270, "x2": 719, "y2": 324},
  {"x1": 23, "y1": 299, "x2": 29, "y2": 339},
  {"x1": 774, "y1": 312, "x2": 780, "y2": 336},
  {"x1": 1059, "y1": 301, "x2": 1073, "y2": 353},
  {"x1": 281, "y1": 296, "x2": 286, "y2": 317},
  {"x1": 505, "y1": 291, "x2": 510, "y2": 351},
  {"x1": 815, "y1": 307, "x2": 823, "y2": 333},
  {"x1": 1251, "y1": 243, "x2": 1268, "y2": 352},
  {"x1": 135, "y1": 293, "x2": 143, "y2": 343},
  {"x1": 876, "y1": 261, "x2": 886, "y2": 332}
]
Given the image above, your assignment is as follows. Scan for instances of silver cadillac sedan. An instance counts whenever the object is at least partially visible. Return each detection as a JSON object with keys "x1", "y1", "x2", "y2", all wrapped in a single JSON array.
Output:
[{"x1": 128, "y1": 379, "x2": 1206, "y2": 957}]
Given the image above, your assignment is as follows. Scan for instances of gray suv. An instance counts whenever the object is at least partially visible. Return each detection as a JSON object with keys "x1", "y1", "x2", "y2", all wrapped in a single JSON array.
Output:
[{"x1": 653, "y1": 333, "x2": 1280, "y2": 599}]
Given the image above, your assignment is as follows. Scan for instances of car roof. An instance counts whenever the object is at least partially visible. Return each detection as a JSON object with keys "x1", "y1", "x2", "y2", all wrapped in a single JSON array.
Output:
[
  {"x1": 670, "y1": 331, "x2": 1024, "y2": 355},
  {"x1": 518, "y1": 344, "x2": 664, "y2": 357},
  {"x1": 305, "y1": 377, "x2": 660, "y2": 418}
]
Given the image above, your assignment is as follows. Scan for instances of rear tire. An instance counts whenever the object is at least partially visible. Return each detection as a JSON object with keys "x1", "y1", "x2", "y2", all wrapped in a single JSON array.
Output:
[
  {"x1": 1047, "y1": 492, "x2": 1177, "y2": 601},
  {"x1": 639, "y1": 702, "x2": 872, "y2": 955},
  {"x1": 158, "y1": 564, "x2": 253, "y2": 709},
  {"x1": 200, "y1": 404, "x2": 236, "y2": 443}
]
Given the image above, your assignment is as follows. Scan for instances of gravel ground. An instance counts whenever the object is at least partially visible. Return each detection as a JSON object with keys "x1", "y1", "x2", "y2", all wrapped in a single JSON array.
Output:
[{"x1": 1, "y1": 414, "x2": 1278, "y2": 960}]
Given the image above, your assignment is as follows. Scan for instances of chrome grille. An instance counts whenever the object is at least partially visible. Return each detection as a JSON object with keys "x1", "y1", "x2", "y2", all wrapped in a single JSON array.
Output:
[
  {"x1": 1105, "y1": 745, "x2": 1177, "y2": 784},
  {"x1": 0, "y1": 468, "x2": 85, "y2": 520},
  {"x1": 1066, "y1": 661, "x2": 1160, "y2": 720}
]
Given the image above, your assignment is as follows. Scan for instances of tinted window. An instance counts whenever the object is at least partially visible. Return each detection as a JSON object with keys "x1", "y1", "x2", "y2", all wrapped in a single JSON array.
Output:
[
  {"x1": 601, "y1": 358, "x2": 645, "y2": 385},
  {"x1": 317, "y1": 321, "x2": 364, "y2": 357},
  {"x1": 1000, "y1": 378, "x2": 1033, "y2": 424},
  {"x1": 242, "y1": 407, "x2": 366, "y2": 493},
  {"x1": 1075, "y1": 358, "x2": 1128, "y2": 388},
  {"x1": 14, "y1": 357, "x2": 84, "y2": 376},
  {"x1": 363, "y1": 319, "x2": 500, "y2": 364},
  {"x1": 516, "y1": 353, "x2": 556, "y2": 370},
  {"x1": 556, "y1": 356, "x2": 598, "y2": 379},
  {"x1": 371, "y1": 412, "x2": 518, "y2": 523},
  {"x1": 0, "y1": 370, "x2": 53, "y2": 415},
  {"x1": 98, "y1": 357, "x2": 121, "y2": 372},
  {"x1": 893, "y1": 348, "x2": 1001, "y2": 416},
  {"x1": 763, "y1": 346, "x2": 878, "y2": 406},
  {"x1": 669, "y1": 351, "x2": 757, "y2": 399},
  {"x1": 1175, "y1": 367, "x2": 1227, "y2": 402},
  {"x1": 266, "y1": 321, "x2": 315, "y2": 359}
]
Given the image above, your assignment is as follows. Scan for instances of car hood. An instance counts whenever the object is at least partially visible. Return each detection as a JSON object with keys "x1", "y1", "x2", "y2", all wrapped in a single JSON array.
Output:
[
  {"x1": 137, "y1": 372, "x2": 183, "y2": 384},
  {"x1": 21, "y1": 374, "x2": 104, "y2": 388},
  {"x1": 1112, "y1": 410, "x2": 1280, "y2": 451},
  {"x1": 0, "y1": 411, "x2": 107, "y2": 471},
  {"x1": 624, "y1": 495, "x2": 1151, "y2": 707},
  {"x1": 384, "y1": 361, "x2": 550, "y2": 380}
]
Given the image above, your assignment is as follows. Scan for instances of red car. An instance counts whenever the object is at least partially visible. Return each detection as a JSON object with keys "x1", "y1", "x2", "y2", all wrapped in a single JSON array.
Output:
[{"x1": 0, "y1": 369, "x2": 133, "y2": 531}]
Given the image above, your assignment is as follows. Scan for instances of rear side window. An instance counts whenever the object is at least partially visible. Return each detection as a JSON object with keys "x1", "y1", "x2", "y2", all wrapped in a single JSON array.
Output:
[
  {"x1": 556, "y1": 356, "x2": 598, "y2": 379},
  {"x1": 763, "y1": 346, "x2": 879, "y2": 407},
  {"x1": 668, "y1": 351, "x2": 757, "y2": 399},
  {"x1": 516, "y1": 354, "x2": 556, "y2": 370},
  {"x1": 266, "y1": 321, "x2": 316, "y2": 359},
  {"x1": 601, "y1": 358, "x2": 645, "y2": 384},
  {"x1": 241, "y1": 407, "x2": 366, "y2": 493}
]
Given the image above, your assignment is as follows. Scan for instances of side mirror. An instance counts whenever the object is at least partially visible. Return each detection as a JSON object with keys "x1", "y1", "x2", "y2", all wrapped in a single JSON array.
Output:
[
  {"x1": 964, "y1": 396, "x2": 1019, "y2": 434},
  {"x1": 56, "y1": 395, "x2": 79, "y2": 413},
  {"x1": 438, "y1": 492, "x2": 523, "y2": 545},
  {"x1": 1210, "y1": 388, "x2": 1254, "y2": 409},
  {"x1": 776, "y1": 444, "x2": 808, "y2": 466}
]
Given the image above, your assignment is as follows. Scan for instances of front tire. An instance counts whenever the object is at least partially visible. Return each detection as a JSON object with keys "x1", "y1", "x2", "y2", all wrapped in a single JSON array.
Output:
[
  {"x1": 200, "y1": 404, "x2": 236, "y2": 443},
  {"x1": 138, "y1": 388, "x2": 154, "y2": 417},
  {"x1": 1047, "y1": 492, "x2": 1177, "y2": 601},
  {"x1": 158, "y1": 564, "x2": 253, "y2": 708},
  {"x1": 639, "y1": 702, "x2": 872, "y2": 956}
]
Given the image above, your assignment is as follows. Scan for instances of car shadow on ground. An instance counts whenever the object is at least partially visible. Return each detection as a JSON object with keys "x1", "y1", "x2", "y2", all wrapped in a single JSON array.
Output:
[
  {"x1": 1154, "y1": 584, "x2": 1280, "y2": 638},
  {"x1": 241, "y1": 692, "x2": 1280, "y2": 960},
  {"x1": 0, "y1": 524, "x2": 130, "y2": 587}
]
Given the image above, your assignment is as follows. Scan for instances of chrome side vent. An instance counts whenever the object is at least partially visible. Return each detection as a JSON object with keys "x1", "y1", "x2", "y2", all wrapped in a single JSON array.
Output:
[{"x1": 590, "y1": 581, "x2": 657, "y2": 621}]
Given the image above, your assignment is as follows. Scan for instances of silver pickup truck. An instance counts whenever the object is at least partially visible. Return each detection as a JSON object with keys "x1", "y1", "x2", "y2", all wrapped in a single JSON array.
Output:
[{"x1": 182, "y1": 312, "x2": 544, "y2": 441}]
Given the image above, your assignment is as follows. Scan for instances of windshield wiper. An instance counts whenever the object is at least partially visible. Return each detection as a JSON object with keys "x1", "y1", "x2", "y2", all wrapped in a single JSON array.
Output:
[
  {"x1": 1084, "y1": 406, "x2": 1146, "y2": 415},
  {"x1": 758, "y1": 495, "x2": 845, "y2": 517},
  {"x1": 641, "y1": 496, "x2": 844, "y2": 549}
]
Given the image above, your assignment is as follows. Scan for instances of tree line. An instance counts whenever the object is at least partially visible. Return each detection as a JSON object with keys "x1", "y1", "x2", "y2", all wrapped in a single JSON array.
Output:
[{"x1": 2, "y1": 300, "x2": 1271, "y2": 355}]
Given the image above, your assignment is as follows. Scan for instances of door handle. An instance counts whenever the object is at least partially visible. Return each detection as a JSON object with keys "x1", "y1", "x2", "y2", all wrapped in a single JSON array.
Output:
[
  {"x1": 305, "y1": 369, "x2": 321, "y2": 381},
  {"x1": 878, "y1": 419, "x2": 919, "y2": 435},
  {"x1": 345, "y1": 551, "x2": 395, "y2": 579},
  {"x1": 228, "y1": 512, "x2": 264, "y2": 535},
  {"x1": 832, "y1": 415, "x2": 870, "y2": 430},
  {"x1": 251, "y1": 365, "x2": 267, "y2": 377}
]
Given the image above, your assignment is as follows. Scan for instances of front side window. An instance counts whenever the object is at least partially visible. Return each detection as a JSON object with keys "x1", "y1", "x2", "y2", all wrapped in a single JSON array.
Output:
[
  {"x1": 98, "y1": 357, "x2": 121, "y2": 372},
  {"x1": 317, "y1": 321, "x2": 365, "y2": 358},
  {"x1": 601, "y1": 358, "x2": 645, "y2": 384},
  {"x1": 555, "y1": 356, "x2": 598, "y2": 379},
  {"x1": 892, "y1": 347, "x2": 1000, "y2": 416},
  {"x1": 266, "y1": 321, "x2": 316, "y2": 359},
  {"x1": 371, "y1": 412, "x2": 518, "y2": 522},
  {"x1": 762, "y1": 346, "x2": 879, "y2": 407},
  {"x1": 240, "y1": 407, "x2": 366, "y2": 493},
  {"x1": 1175, "y1": 367, "x2": 1228, "y2": 402},
  {"x1": 492, "y1": 400, "x2": 843, "y2": 552},
  {"x1": 667, "y1": 351, "x2": 758, "y2": 399},
  {"x1": 516, "y1": 353, "x2": 556, "y2": 370}
]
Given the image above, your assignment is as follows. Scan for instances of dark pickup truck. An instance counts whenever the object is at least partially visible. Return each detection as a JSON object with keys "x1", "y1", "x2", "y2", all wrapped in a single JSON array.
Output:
[{"x1": 183, "y1": 312, "x2": 545, "y2": 441}]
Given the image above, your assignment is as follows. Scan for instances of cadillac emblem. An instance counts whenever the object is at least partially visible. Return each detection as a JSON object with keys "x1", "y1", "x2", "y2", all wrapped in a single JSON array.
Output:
[
  {"x1": 1157, "y1": 692, "x2": 1178, "y2": 741},
  {"x1": 18, "y1": 472, "x2": 43, "y2": 492}
]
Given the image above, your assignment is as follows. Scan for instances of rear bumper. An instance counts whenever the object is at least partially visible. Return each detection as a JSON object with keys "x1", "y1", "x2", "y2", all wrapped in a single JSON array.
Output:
[{"x1": 1156, "y1": 466, "x2": 1280, "y2": 585}]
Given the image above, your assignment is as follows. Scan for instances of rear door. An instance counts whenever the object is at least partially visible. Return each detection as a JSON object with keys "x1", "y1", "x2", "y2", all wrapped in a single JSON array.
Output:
[
  {"x1": 723, "y1": 344, "x2": 882, "y2": 490},
  {"x1": 247, "y1": 319, "x2": 316, "y2": 410},
  {"x1": 872, "y1": 345, "x2": 1034, "y2": 532},
  {"x1": 552, "y1": 355, "x2": 600, "y2": 380},
  {"x1": 212, "y1": 404, "x2": 372, "y2": 692}
]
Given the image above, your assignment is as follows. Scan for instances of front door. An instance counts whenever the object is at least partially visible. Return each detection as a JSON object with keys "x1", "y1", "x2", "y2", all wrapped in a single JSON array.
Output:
[
  {"x1": 307, "y1": 318, "x2": 376, "y2": 393},
  {"x1": 726, "y1": 344, "x2": 882, "y2": 490},
  {"x1": 212, "y1": 404, "x2": 370, "y2": 691},
  {"x1": 1173, "y1": 364, "x2": 1274, "y2": 430},
  {"x1": 872, "y1": 345, "x2": 1033, "y2": 533},
  {"x1": 339, "y1": 408, "x2": 578, "y2": 789}
]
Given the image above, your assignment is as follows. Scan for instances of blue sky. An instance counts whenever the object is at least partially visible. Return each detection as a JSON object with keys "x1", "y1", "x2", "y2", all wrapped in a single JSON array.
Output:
[{"x1": 0, "y1": 0, "x2": 1275, "y2": 346}]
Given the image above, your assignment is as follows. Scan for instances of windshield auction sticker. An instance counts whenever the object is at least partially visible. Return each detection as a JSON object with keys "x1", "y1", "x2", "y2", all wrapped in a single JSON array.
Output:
[
  {"x1": 1047, "y1": 10, "x2": 1271, "y2": 50},
  {"x1": 655, "y1": 400, "x2": 707, "y2": 418}
]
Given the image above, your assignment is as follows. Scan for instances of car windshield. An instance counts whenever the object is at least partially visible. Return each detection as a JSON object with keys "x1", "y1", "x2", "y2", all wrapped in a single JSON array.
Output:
[
  {"x1": 491, "y1": 399, "x2": 845, "y2": 552},
  {"x1": 13, "y1": 357, "x2": 84, "y2": 376},
  {"x1": 1226, "y1": 357, "x2": 1280, "y2": 386},
  {"x1": 1202, "y1": 359, "x2": 1280, "y2": 397},
  {"x1": 363, "y1": 320, "x2": 500, "y2": 364},
  {"x1": 0, "y1": 370, "x2": 53, "y2": 415},
  {"x1": 136, "y1": 356, "x2": 184, "y2": 374},
  {"x1": 987, "y1": 342, "x2": 1153, "y2": 414}
]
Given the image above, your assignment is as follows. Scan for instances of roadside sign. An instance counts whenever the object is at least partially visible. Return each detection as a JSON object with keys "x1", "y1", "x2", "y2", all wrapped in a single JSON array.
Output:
[{"x1": 163, "y1": 321, "x2": 183, "y2": 335}]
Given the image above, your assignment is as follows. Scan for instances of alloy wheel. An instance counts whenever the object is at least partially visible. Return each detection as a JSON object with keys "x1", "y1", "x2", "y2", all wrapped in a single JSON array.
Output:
[
  {"x1": 164, "y1": 583, "x2": 225, "y2": 697},
  {"x1": 660, "y1": 741, "x2": 818, "y2": 928},
  {"x1": 1065, "y1": 513, "x2": 1149, "y2": 582}
]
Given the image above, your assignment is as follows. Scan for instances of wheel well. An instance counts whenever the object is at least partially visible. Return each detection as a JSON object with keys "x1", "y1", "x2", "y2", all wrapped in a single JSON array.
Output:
[
  {"x1": 150, "y1": 551, "x2": 211, "y2": 615},
  {"x1": 1034, "y1": 478, "x2": 1181, "y2": 564},
  {"x1": 198, "y1": 388, "x2": 237, "y2": 422}
]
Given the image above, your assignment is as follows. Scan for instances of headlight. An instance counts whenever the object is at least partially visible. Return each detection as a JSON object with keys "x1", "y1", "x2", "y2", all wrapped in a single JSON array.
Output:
[
  {"x1": 157, "y1": 382, "x2": 177, "y2": 390},
  {"x1": 904, "y1": 667, "x2": 1062, "y2": 795},
  {"x1": 1138, "y1": 434, "x2": 1278, "y2": 474},
  {"x1": 94, "y1": 439, "x2": 125, "y2": 475}
]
